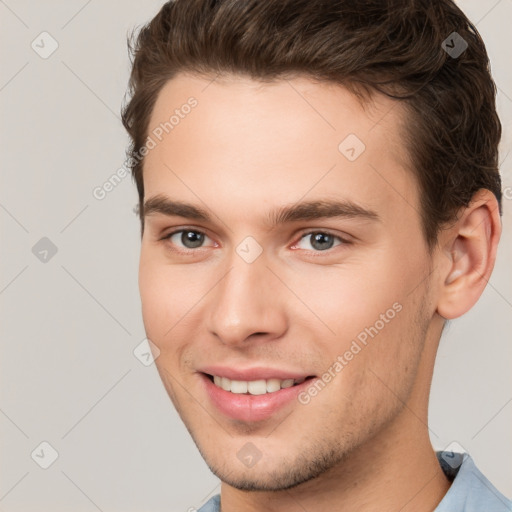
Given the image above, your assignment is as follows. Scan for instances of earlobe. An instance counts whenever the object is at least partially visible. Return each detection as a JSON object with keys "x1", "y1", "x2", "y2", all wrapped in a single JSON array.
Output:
[{"x1": 436, "y1": 190, "x2": 501, "y2": 320}]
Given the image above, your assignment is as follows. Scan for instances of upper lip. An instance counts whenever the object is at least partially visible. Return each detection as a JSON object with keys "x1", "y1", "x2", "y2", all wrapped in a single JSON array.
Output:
[{"x1": 199, "y1": 366, "x2": 314, "y2": 381}]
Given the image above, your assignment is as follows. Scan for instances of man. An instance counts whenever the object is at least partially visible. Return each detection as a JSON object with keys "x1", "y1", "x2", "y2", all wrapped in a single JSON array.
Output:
[{"x1": 121, "y1": 0, "x2": 511, "y2": 510}]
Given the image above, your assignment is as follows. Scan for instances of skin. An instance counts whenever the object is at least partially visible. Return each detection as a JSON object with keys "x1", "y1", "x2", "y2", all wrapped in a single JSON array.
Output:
[{"x1": 138, "y1": 73, "x2": 501, "y2": 511}]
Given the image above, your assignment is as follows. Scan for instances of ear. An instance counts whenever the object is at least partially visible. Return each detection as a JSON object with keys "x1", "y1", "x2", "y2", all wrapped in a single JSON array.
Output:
[{"x1": 436, "y1": 189, "x2": 502, "y2": 320}]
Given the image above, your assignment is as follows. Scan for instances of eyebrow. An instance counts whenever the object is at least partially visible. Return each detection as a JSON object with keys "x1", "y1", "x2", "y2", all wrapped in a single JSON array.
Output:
[{"x1": 143, "y1": 194, "x2": 380, "y2": 226}]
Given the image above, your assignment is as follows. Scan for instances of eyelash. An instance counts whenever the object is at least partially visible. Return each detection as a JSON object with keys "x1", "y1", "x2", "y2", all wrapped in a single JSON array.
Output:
[{"x1": 160, "y1": 228, "x2": 350, "y2": 254}]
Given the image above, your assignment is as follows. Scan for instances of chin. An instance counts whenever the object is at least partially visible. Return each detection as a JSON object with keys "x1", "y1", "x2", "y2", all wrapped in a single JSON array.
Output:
[{"x1": 195, "y1": 440, "x2": 347, "y2": 492}]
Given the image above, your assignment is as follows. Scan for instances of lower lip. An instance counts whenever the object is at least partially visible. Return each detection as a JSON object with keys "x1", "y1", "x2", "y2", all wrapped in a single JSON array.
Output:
[{"x1": 200, "y1": 373, "x2": 315, "y2": 422}]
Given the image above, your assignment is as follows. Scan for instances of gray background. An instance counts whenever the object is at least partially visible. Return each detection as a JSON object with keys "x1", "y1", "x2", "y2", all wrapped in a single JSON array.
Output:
[{"x1": 0, "y1": 1, "x2": 511, "y2": 511}]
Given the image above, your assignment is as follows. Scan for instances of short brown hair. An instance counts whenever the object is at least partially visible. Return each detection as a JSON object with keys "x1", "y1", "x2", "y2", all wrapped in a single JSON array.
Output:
[{"x1": 121, "y1": 0, "x2": 502, "y2": 248}]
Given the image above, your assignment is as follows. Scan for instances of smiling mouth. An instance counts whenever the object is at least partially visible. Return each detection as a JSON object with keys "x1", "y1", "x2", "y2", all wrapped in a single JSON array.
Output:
[{"x1": 204, "y1": 373, "x2": 316, "y2": 395}]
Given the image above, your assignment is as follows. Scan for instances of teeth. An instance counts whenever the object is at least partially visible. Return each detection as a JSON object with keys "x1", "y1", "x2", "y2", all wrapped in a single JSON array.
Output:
[
  {"x1": 247, "y1": 380, "x2": 267, "y2": 395},
  {"x1": 266, "y1": 378, "x2": 281, "y2": 393},
  {"x1": 230, "y1": 380, "x2": 248, "y2": 394},
  {"x1": 211, "y1": 375, "x2": 306, "y2": 395},
  {"x1": 221, "y1": 377, "x2": 231, "y2": 391},
  {"x1": 281, "y1": 379, "x2": 294, "y2": 388}
]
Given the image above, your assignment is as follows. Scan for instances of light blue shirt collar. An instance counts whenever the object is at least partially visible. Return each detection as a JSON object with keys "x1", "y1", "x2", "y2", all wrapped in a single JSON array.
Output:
[{"x1": 435, "y1": 451, "x2": 511, "y2": 511}]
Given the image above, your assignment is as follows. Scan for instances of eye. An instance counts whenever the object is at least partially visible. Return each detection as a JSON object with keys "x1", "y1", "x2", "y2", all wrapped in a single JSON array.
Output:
[
  {"x1": 162, "y1": 229, "x2": 215, "y2": 250},
  {"x1": 294, "y1": 231, "x2": 345, "y2": 251}
]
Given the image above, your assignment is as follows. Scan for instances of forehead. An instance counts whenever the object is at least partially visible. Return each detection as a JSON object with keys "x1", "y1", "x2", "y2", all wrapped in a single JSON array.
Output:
[{"x1": 143, "y1": 72, "x2": 418, "y2": 229}]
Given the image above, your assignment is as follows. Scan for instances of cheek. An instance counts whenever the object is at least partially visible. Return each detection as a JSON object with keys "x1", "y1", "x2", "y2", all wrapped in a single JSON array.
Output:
[
  {"x1": 289, "y1": 246, "x2": 429, "y2": 392},
  {"x1": 139, "y1": 258, "x2": 167, "y2": 339},
  {"x1": 138, "y1": 247, "x2": 183, "y2": 345},
  {"x1": 337, "y1": 285, "x2": 428, "y2": 408},
  {"x1": 284, "y1": 255, "x2": 409, "y2": 343},
  {"x1": 302, "y1": 298, "x2": 427, "y2": 444},
  {"x1": 139, "y1": 255, "x2": 197, "y2": 386},
  {"x1": 139, "y1": 248, "x2": 188, "y2": 333},
  {"x1": 138, "y1": 248, "x2": 220, "y2": 351}
]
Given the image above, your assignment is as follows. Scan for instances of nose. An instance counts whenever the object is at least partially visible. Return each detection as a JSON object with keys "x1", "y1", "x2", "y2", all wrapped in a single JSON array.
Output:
[{"x1": 206, "y1": 255, "x2": 288, "y2": 347}]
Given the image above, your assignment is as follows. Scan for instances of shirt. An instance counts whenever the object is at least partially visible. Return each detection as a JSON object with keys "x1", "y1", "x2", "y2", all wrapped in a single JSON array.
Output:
[{"x1": 197, "y1": 452, "x2": 512, "y2": 511}]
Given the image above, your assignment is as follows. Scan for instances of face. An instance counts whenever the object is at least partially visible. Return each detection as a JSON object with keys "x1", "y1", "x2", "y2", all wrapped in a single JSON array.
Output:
[{"x1": 139, "y1": 73, "x2": 441, "y2": 491}]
